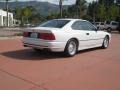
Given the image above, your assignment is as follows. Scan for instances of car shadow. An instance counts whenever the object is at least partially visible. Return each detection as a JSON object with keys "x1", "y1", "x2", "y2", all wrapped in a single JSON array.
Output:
[
  {"x1": 77, "y1": 47, "x2": 101, "y2": 54},
  {"x1": 1, "y1": 47, "x2": 101, "y2": 61},
  {"x1": 0, "y1": 49, "x2": 66, "y2": 61}
]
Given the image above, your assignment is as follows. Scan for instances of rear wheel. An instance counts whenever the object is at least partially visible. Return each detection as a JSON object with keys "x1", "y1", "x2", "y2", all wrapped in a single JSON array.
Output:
[
  {"x1": 64, "y1": 39, "x2": 78, "y2": 57},
  {"x1": 102, "y1": 36, "x2": 109, "y2": 49},
  {"x1": 33, "y1": 48, "x2": 41, "y2": 52}
]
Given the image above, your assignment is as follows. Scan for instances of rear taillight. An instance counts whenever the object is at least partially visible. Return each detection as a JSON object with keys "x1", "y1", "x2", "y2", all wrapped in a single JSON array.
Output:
[
  {"x1": 38, "y1": 33, "x2": 55, "y2": 40},
  {"x1": 23, "y1": 32, "x2": 29, "y2": 37}
]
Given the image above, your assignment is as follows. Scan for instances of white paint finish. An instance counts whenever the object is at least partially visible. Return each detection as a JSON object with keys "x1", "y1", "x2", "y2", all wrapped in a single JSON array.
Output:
[{"x1": 23, "y1": 19, "x2": 111, "y2": 52}]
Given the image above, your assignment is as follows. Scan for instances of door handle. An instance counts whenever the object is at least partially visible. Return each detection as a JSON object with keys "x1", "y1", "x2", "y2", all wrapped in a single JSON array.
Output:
[{"x1": 86, "y1": 33, "x2": 89, "y2": 35}]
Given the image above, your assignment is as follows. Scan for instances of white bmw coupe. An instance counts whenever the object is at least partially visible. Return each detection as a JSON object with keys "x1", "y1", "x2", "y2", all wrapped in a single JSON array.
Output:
[{"x1": 23, "y1": 19, "x2": 111, "y2": 56}]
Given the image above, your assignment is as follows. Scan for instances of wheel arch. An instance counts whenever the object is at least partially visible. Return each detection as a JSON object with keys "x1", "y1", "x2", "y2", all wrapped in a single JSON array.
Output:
[
  {"x1": 106, "y1": 35, "x2": 109, "y2": 40},
  {"x1": 65, "y1": 38, "x2": 79, "y2": 50}
]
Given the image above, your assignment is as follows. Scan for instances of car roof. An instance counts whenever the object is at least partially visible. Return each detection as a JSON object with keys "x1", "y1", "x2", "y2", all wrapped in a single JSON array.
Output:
[{"x1": 54, "y1": 18, "x2": 87, "y2": 21}]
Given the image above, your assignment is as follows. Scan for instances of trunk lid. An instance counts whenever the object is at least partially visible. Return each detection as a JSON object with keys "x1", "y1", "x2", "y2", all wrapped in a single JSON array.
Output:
[{"x1": 23, "y1": 27, "x2": 59, "y2": 33}]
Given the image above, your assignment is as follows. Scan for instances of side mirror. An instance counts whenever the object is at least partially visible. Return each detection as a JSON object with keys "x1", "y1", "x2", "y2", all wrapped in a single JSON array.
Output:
[
  {"x1": 96, "y1": 27, "x2": 101, "y2": 31},
  {"x1": 94, "y1": 27, "x2": 99, "y2": 31},
  {"x1": 93, "y1": 25, "x2": 99, "y2": 31}
]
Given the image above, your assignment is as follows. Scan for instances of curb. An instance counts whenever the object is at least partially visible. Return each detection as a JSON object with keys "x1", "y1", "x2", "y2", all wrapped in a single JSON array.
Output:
[{"x1": 0, "y1": 36, "x2": 22, "y2": 40}]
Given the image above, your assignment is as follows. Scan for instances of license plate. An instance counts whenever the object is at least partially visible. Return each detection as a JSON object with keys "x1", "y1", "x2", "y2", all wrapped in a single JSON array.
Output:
[{"x1": 30, "y1": 32, "x2": 38, "y2": 38}]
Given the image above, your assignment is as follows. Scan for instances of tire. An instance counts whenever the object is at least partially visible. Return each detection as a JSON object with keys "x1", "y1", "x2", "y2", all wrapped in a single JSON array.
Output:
[
  {"x1": 119, "y1": 29, "x2": 120, "y2": 34},
  {"x1": 33, "y1": 48, "x2": 41, "y2": 52},
  {"x1": 107, "y1": 28, "x2": 112, "y2": 33},
  {"x1": 102, "y1": 36, "x2": 109, "y2": 49},
  {"x1": 64, "y1": 39, "x2": 78, "y2": 57}
]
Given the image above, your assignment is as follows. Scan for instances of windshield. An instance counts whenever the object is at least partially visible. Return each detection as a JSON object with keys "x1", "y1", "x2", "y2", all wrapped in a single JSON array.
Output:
[{"x1": 39, "y1": 20, "x2": 70, "y2": 28}]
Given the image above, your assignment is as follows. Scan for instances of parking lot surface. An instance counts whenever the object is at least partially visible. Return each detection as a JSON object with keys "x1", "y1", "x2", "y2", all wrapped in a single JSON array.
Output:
[{"x1": 0, "y1": 34, "x2": 120, "y2": 90}]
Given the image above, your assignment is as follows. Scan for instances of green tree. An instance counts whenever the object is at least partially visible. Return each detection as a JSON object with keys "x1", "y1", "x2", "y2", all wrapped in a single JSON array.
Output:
[
  {"x1": 75, "y1": 0, "x2": 87, "y2": 18},
  {"x1": 15, "y1": 6, "x2": 32, "y2": 26},
  {"x1": 87, "y1": 1, "x2": 98, "y2": 21},
  {"x1": 67, "y1": 0, "x2": 87, "y2": 19},
  {"x1": 107, "y1": 5, "x2": 119, "y2": 21},
  {"x1": 15, "y1": 7, "x2": 24, "y2": 25},
  {"x1": 59, "y1": 0, "x2": 66, "y2": 18},
  {"x1": 22, "y1": 7, "x2": 32, "y2": 24},
  {"x1": 98, "y1": 0, "x2": 114, "y2": 6},
  {"x1": 67, "y1": 5, "x2": 76, "y2": 18},
  {"x1": 97, "y1": 4, "x2": 106, "y2": 21},
  {"x1": 29, "y1": 13, "x2": 44, "y2": 25}
]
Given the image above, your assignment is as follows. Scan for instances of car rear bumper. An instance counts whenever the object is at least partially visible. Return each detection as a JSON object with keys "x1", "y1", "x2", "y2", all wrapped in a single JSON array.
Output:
[{"x1": 22, "y1": 38, "x2": 66, "y2": 52}]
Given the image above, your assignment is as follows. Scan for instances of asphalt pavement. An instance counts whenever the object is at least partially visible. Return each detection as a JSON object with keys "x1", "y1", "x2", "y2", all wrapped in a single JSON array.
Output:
[{"x1": 0, "y1": 34, "x2": 120, "y2": 90}]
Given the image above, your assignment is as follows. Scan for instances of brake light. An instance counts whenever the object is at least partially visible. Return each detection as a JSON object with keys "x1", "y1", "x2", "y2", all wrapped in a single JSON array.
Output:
[
  {"x1": 39, "y1": 33, "x2": 55, "y2": 40},
  {"x1": 23, "y1": 32, "x2": 29, "y2": 37}
]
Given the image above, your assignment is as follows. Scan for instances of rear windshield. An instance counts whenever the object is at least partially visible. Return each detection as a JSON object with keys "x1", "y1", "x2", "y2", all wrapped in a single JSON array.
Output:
[{"x1": 39, "y1": 20, "x2": 70, "y2": 28}]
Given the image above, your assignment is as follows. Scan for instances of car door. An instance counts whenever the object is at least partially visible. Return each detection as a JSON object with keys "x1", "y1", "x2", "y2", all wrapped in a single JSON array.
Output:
[
  {"x1": 84, "y1": 21, "x2": 104, "y2": 46},
  {"x1": 71, "y1": 21, "x2": 103, "y2": 49}
]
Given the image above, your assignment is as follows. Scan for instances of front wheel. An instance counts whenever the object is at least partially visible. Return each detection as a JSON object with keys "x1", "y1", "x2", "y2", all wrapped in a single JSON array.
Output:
[
  {"x1": 64, "y1": 39, "x2": 78, "y2": 57},
  {"x1": 119, "y1": 30, "x2": 120, "y2": 34},
  {"x1": 102, "y1": 36, "x2": 109, "y2": 49}
]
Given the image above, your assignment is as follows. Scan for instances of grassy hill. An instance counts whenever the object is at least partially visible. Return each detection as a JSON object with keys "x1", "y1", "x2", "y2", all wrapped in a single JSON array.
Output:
[{"x1": 0, "y1": 1, "x2": 69, "y2": 15}]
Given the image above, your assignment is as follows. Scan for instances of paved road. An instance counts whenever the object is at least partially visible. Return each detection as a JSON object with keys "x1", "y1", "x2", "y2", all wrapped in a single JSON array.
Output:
[{"x1": 0, "y1": 34, "x2": 120, "y2": 90}]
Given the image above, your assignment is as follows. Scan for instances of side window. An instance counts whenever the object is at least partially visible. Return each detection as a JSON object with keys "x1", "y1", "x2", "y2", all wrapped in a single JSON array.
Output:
[
  {"x1": 72, "y1": 21, "x2": 96, "y2": 31},
  {"x1": 85, "y1": 21, "x2": 96, "y2": 30},
  {"x1": 112, "y1": 22, "x2": 118, "y2": 26},
  {"x1": 71, "y1": 21, "x2": 83, "y2": 30}
]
